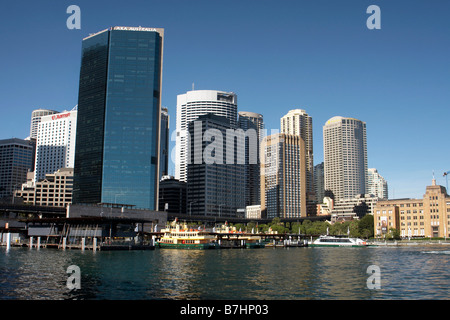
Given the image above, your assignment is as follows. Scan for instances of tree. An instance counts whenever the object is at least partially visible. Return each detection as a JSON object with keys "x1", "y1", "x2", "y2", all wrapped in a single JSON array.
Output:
[
  {"x1": 386, "y1": 228, "x2": 400, "y2": 240},
  {"x1": 358, "y1": 214, "x2": 374, "y2": 239}
]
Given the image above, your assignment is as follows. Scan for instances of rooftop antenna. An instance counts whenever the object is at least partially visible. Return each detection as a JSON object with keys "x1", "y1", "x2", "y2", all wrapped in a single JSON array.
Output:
[{"x1": 192, "y1": 82, "x2": 195, "y2": 91}]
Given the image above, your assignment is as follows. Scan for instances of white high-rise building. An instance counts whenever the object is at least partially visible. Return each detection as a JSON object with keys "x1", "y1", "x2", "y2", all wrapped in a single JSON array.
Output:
[
  {"x1": 323, "y1": 116, "x2": 368, "y2": 202},
  {"x1": 368, "y1": 168, "x2": 388, "y2": 199},
  {"x1": 30, "y1": 109, "x2": 59, "y2": 139},
  {"x1": 280, "y1": 109, "x2": 314, "y2": 201},
  {"x1": 175, "y1": 90, "x2": 237, "y2": 182},
  {"x1": 34, "y1": 109, "x2": 77, "y2": 182}
]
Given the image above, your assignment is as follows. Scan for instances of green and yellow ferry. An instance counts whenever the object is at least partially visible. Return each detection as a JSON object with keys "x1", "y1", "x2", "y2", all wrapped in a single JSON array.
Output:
[{"x1": 157, "y1": 220, "x2": 219, "y2": 249}]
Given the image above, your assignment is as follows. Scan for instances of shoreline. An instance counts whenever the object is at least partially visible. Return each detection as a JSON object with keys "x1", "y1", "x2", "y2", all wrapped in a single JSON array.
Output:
[{"x1": 369, "y1": 240, "x2": 450, "y2": 246}]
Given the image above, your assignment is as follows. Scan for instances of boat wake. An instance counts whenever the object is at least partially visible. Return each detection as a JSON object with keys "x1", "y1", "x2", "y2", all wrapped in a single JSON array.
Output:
[{"x1": 421, "y1": 250, "x2": 450, "y2": 255}]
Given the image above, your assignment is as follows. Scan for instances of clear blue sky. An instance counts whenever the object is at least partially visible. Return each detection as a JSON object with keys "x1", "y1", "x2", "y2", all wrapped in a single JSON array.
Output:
[{"x1": 0, "y1": 0, "x2": 449, "y2": 199}]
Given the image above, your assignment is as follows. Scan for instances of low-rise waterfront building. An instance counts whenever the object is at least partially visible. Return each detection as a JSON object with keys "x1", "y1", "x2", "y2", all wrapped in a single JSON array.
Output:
[
  {"x1": 374, "y1": 179, "x2": 450, "y2": 238},
  {"x1": 14, "y1": 168, "x2": 73, "y2": 207},
  {"x1": 331, "y1": 194, "x2": 379, "y2": 222}
]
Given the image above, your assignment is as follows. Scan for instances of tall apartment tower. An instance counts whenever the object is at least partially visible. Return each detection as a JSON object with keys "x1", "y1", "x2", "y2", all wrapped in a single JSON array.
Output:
[
  {"x1": 34, "y1": 110, "x2": 77, "y2": 182},
  {"x1": 73, "y1": 26, "x2": 164, "y2": 210},
  {"x1": 238, "y1": 111, "x2": 264, "y2": 207},
  {"x1": 30, "y1": 109, "x2": 59, "y2": 140},
  {"x1": 323, "y1": 116, "x2": 368, "y2": 201},
  {"x1": 280, "y1": 109, "x2": 314, "y2": 200},
  {"x1": 187, "y1": 114, "x2": 244, "y2": 217},
  {"x1": 260, "y1": 133, "x2": 307, "y2": 218},
  {"x1": 368, "y1": 168, "x2": 388, "y2": 199},
  {"x1": 175, "y1": 90, "x2": 237, "y2": 182}
]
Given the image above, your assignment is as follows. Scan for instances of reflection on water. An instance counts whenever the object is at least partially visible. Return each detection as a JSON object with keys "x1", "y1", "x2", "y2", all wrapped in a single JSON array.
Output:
[{"x1": 1, "y1": 245, "x2": 450, "y2": 300}]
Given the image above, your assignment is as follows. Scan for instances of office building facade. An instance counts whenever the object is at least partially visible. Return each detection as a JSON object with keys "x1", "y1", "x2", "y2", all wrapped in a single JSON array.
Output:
[
  {"x1": 0, "y1": 138, "x2": 35, "y2": 200},
  {"x1": 158, "y1": 175, "x2": 187, "y2": 214},
  {"x1": 73, "y1": 26, "x2": 164, "y2": 210},
  {"x1": 323, "y1": 116, "x2": 368, "y2": 202},
  {"x1": 34, "y1": 110, "x2": 77, "y2": 182},
  {"x1": 261, "y1": 133, "x2": 307, "y2": 218},
  {"x1": 14, "y1": 168, "x2": 73, "y2": 207},
  {"x1": 374, "y1": 179, "x2": 450, "y2": 238},
  {"x1": 175, "y1": 90, "x2": 237, "y2": 182},
  {"x1": 314, "y1": 162, "x2": 325, "y2": 203},
  {"x1": 187, "y1": 113, "x2": 244, "y2": 217},
  {"x1": 160, "y1": 107, "x2": 169, "y2": 178},
  {"x1": 281, "y1": 109, "x2": 314, "y2": 201},
  {"x1": 238, "y1": 111, "x2": 264, "y2": 207}
]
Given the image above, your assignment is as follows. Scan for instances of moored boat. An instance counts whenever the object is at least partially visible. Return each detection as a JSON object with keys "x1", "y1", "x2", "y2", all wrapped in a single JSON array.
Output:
[
  {"x1": 157, "y1": 220, "x2": 219, "y2": 249},
  {"x1": 308, "y1": 235, "x2": 369, "y2": 247}
]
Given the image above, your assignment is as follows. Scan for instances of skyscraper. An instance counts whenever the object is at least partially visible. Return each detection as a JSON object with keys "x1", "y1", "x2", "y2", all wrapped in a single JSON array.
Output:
[
  {"x1": 0, "y1": 138, "x2": 35, "y2": 200},
  {"x1": 323, "y1": 116, "x2": 368, "y2": 201},
  {"x1": 238, "y1": 111, "x2": 264, "y2": 207},
  {"x1": 314, "y1": 162, "x2": 325, "y2": 203},
  {"x1": 280, "y1": 109, "x2": 314, "y2": 201},
  {"x1": 160, "y1": 107, "x2": 169, "y2": 178},
  {"x1": 260, "y1": 133, "x2": 307, "y2": 218},
  {"x1": 367, "y1": 168, "x2": 388, "y2": 199},
  {"x1": 73, "y1": 26, "x2": 164, "y2": 210},
  {"x1": 187, "y1": 113, "x2": 244, "y2": 217},
  {"x1": 175, "y1": 90, "x2": 237, "y2": 182},
  {"x1": 34, "y1": 109, "x2": 77, "y2": 182}
]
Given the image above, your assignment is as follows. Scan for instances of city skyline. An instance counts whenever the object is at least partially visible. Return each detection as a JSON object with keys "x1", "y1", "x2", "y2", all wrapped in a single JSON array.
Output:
[{"x1": 1, "y1": 0, "x2": 449, "y2": 199}]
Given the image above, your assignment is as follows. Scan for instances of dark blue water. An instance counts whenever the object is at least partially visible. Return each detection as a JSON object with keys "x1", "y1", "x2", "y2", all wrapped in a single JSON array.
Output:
[{"x1": 1, "y1": 246, "x2": 449, "y2": 300}]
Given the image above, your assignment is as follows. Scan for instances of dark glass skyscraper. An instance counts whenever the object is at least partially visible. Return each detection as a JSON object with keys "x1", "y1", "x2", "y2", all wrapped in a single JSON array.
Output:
[
  {"x1": 238, "y1": 111, "x2": 264, "y2": 207},
  {"x1": 187, "y1": 114, "x2": 245, "y2": 217},
  {"x1": 0, "y1": 138, "x2": 35, "y2": 200},
  {"x1": 73, "y1": 27, "x2": 164, "y2": 210}
]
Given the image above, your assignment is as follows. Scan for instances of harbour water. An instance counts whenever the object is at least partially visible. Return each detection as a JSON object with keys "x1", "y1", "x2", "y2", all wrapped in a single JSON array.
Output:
[{"x1": 1, "y1": 245, "x2": 449, "y2": 300}]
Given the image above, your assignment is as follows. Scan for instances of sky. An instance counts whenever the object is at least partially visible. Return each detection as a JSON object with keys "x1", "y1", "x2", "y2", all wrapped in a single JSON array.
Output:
[{"x1": 0, "y1": 0, "x2": 449, "y2": 199}]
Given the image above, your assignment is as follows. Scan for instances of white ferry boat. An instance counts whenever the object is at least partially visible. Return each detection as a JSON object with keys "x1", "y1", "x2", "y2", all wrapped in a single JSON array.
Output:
[
  {"x1": 309, "y1": 235, "x2": 368, "y2": 247},
  {"x1": 157, "y1": 219, "x2": 219, "y2": 249}
]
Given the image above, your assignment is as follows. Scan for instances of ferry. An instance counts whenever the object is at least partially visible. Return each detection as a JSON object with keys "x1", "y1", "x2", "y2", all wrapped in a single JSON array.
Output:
[
  {"x1": 214, "y1": 223, "x2": 265, "y2": 249},
  {"x1": 308, "y1": 235, "x2": 369, "y2": 247},
  {"x1": 157, "y1": 220, "x2": 219, "y2": 249}
]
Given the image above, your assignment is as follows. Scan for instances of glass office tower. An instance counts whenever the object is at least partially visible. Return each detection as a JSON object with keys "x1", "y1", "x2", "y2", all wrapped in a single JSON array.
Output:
[{"x1": 73, "y1": 27, "x2": 164, "y2": 210}]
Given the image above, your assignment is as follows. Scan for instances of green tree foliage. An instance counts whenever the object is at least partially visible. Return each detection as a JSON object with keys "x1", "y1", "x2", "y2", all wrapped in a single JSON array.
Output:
[{"x1": 230, "y1": 215, "x2": 375, "y2": 239}]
